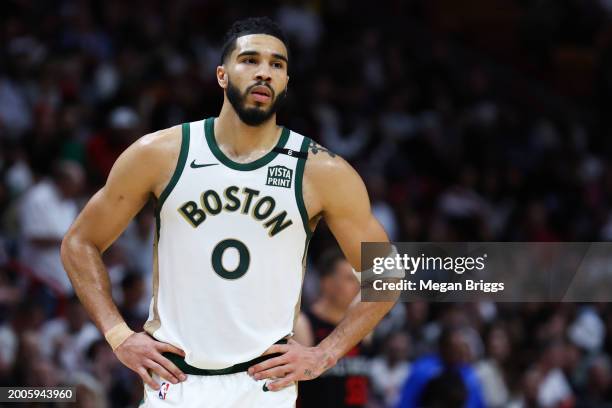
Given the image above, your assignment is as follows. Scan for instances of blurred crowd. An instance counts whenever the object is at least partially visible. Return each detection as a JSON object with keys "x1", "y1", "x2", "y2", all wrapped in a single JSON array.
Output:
[{"x1": 2, "y1": 0, "x2": 612, "y2": 406}]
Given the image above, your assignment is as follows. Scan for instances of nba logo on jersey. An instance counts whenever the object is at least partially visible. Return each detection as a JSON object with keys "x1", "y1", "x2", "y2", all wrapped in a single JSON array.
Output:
[
  {"x1": 158, "y1": 382, "x2": 170, "y2": 400},
  {"x1": 266, "y1": 165, "x2": 293, "y2": 188}
]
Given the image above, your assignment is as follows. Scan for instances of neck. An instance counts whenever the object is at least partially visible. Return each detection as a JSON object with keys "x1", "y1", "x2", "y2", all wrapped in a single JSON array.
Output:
[
  {"x1": 215, "y1": 102, "x2": 280, "y2": 159},
  {"x1": 312, "y1": 297, "x2": 348, "y2": 325}
]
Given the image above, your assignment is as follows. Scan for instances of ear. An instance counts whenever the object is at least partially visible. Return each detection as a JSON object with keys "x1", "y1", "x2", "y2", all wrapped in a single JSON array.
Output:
[{"x1": 217, "y1": 66, "x2": 228, "y2": 89}]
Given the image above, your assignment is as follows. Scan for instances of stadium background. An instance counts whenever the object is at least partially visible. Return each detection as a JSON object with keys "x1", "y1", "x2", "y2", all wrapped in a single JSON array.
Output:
[{"x1": 1, "y1": 0, "x2": 612, "y2": 406}]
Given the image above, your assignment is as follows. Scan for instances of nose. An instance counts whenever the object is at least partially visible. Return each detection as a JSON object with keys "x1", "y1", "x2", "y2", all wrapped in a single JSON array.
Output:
[{"x1": 255, "y1": 64, "x2": 272, "y2": 82}]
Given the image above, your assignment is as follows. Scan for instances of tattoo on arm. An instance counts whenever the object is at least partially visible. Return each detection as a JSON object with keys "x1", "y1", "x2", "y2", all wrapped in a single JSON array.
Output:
[
  {"x1": 304, "y1": 369, "x2": 314, "y2": 378},
  {"x1": 309, "y1": 141, "x2": 336, "y2": 158}
]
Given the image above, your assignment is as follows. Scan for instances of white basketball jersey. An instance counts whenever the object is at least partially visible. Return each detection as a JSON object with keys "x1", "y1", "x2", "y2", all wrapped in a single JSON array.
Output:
[{"x1": 144, "y1": 118, "x2": 312, "y2": 369}]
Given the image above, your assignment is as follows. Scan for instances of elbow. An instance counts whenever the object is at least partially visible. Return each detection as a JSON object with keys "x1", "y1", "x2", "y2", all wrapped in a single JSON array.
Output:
[
  {"x1": 61, "y1": 228, "x2": 87, "y2": 268},
  {"x1": 61, "y1": 229, "x2": 102, "y2": 268},
  {"x1": 60, "y1": 229, "x2": 75, "y2": 268}
]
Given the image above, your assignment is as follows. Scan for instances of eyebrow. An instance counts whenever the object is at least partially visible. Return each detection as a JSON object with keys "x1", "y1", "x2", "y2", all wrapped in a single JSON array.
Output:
[{"x1": 236, "y1": 50, "x2": 288, "y2": 64}]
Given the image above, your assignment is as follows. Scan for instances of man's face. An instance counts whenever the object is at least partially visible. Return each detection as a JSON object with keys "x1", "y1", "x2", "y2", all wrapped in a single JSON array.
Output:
[{"x1": 220, "y1": 34, "x2": 289, "y2": 126}]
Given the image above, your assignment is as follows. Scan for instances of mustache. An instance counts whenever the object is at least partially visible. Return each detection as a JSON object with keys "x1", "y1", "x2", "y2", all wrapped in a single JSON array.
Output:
[{"x1": 246, "y1": 82, "x2": 275, "y2": 97}]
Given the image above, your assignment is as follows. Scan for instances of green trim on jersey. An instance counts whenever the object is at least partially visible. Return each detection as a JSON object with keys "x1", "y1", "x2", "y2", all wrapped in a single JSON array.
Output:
[
  {"x1": 204, "y1": 117, "x2": 290, "y2": 171},
  {"x1": 155, "y1": 122, "x2": 190, "y2": 238},
  {"x1": 295, "y1": 136, "x2": 312, "y2": 238}
]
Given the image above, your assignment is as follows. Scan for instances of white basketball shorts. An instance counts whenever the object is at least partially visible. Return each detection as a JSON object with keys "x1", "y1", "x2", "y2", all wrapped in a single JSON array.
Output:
[{"x1": 139, "y1": 371, "x2": 297, "y2": 408}]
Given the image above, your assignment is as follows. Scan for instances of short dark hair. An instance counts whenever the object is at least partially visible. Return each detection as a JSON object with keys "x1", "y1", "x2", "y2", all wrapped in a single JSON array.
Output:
[{"x1": 220, "y1": 17, "x2": 289, "y2": 65}]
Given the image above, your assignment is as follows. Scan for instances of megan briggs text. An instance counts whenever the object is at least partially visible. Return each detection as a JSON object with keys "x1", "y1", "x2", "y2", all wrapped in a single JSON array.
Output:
[{"x1": 373, "y1": 279, "x2": 505, "y2": 293}]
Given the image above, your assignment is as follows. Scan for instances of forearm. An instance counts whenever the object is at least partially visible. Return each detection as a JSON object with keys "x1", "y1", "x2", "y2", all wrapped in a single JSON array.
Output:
[
  {"x1": 60, "y1": 233, "x2": 124, "y2": 333},
  {"x1": 316, "y1": 300, "x2": 395, "y2": 367}
]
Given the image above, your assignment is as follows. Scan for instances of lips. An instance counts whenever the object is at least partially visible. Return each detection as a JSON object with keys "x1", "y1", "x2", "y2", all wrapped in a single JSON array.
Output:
[{"x1": 250, "y1": 85, "x2": 272, "y2": 102}]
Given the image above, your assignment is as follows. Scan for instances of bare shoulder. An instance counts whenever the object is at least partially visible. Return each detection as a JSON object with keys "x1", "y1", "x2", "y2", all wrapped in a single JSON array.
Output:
[
  {"x1": 106, "y1": 124, "x2": 183, "y2": 198},
  {"x1": 134, "y1": 124, "x2": 182, "y2": 160},
  {"x1": 303, "y1": 140, "x2": 367, "y2": 215},
  {"x1": 304, "y1": 140, "x2": 358, "y2": 184}
]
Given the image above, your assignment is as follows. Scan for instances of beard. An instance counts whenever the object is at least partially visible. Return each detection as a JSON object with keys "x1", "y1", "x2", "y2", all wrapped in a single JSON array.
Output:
[{"x1": 226, "y1": 78, "x2": 287, "y2": 126}]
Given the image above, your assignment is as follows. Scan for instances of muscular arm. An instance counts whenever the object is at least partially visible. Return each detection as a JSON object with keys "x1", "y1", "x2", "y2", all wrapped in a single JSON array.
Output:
[
  {"x1": 307, "y1": 147, "x2": 396, "y2": 372},
  {"x1": 61, "y1": 126, "x2": 187, "y2": 388},
  {"x1": 61, "y1": 129, "x2": 175, "y2": 332},
  {"x1": 249, "y1": 142, "x2": 399, "y2": 389}
]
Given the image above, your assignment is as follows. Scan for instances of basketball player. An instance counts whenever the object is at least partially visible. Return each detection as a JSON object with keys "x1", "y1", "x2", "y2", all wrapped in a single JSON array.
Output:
[
  {"x1": 295, "y1": 249, "x2": 370, "y2": 407},
  {"x1": 61, "y1": 17, "x2": 397, "y2": 407}
]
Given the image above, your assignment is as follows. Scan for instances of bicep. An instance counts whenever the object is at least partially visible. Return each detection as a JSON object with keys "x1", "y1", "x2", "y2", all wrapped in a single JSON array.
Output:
[
  {"x1": 67, "y1": 145, "x2": 157, "y2": 253},
  {"x1": 72, "y1": 188, "x2": 149, "y2": 253},
  {"x1": 321, "y1": 163, "x2": 389, "y2": 270},
  {"x1": 326, "y1": 211, "x2": 388, "y2": 271}
]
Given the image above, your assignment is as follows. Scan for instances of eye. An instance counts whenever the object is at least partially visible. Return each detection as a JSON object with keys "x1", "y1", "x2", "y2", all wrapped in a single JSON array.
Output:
[
  {"x1": 272, "y1": 62, "x2": 283, "y2": 69},
  {"x1": 244, "y1": 58, "x2": 256, "y2": 64}
]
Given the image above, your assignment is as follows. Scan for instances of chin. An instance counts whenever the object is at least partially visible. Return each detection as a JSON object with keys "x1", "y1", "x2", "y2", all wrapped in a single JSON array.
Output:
[
  {"x1": 249, "y1": 107, "x2": 270, "y2": 116},
  {"x1": 253, "y1": 101, "x2": 270, "y2": 108}
]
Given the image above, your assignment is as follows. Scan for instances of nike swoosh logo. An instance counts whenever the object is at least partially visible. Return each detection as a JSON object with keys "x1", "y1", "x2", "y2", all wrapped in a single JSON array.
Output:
[{"x1": 190, "y1": 160, "x2": 219, "y2": 169}]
